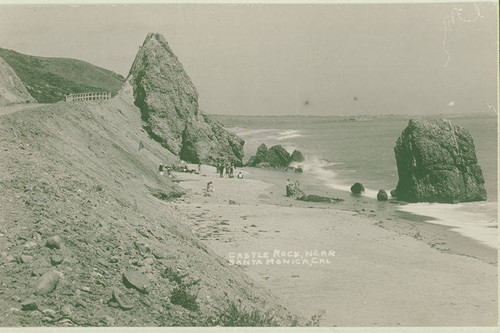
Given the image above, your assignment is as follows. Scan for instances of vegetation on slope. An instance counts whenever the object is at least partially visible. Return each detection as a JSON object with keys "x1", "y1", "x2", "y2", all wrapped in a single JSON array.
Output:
[{"x1": 0, "y1": 48, "x2": 125, "y2": 103}]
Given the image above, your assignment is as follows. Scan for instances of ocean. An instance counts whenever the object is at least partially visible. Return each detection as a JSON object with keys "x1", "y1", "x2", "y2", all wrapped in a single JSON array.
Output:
[{"x1": 215, "y1": 113, "x2": 498, "y2": 249}]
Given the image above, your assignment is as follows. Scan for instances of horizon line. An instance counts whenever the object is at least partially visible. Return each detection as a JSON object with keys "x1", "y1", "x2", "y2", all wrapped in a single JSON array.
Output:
[{"x1": 209, "y1": 112, "x2": 496, "y2": 117}]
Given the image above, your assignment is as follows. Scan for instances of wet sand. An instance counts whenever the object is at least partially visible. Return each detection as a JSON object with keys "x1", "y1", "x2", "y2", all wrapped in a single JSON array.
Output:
[{"x1": 172, "y1": 166, "x2": 497, "y2": 326}]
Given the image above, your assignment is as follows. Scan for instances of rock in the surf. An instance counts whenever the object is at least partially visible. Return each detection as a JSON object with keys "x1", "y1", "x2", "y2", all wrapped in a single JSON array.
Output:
[
  {"x1": 394, "y1": 118, "x2": 487, "y2": 203},
  {"x1": 290, "y1": 150, "x2": 305, "y2": 163},
  {"x1": 377, "y1": 190, "x2": 388, "y2": 201},
  {"x1": 246, "y1": 143, "x2": 268, "y2": 167},
  {"x1": 350, "y1": 182, "x2": 365, "y2": 195},
  {"x1": 264, "y1": 145, "x2": 291, "y2": 168}
]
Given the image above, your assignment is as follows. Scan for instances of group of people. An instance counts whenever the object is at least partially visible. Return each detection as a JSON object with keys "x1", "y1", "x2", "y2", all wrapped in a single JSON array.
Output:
[
  {"x1": 216, "y1": 162, "x2": 243, "y2": 179},
  {"x1": 159, "y1": 161, "x2": 202, "y2": 176},
  {"x1": 159, "y1": 159, "x2": 245, "y2": 197},
  {"x1": 286, "y1": 178, "x2": 304, "y2": 198},
  {"x1": 158, "y1": 163, "x2": 172, "y2": 177}
]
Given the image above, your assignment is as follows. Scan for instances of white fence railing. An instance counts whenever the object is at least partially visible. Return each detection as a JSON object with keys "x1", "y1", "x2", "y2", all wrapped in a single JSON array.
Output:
[{"x1": 65, "y1": 92, "x2": 112, "y2": 102}]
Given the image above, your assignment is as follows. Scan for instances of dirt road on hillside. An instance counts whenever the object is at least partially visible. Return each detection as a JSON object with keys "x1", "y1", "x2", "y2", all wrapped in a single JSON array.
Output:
[{"x1": 0, "y1": 103, "x2": 43, "y2": 117}]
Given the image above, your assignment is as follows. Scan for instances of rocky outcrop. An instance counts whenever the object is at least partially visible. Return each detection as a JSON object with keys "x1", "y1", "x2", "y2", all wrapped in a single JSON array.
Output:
[
  {"x1": 0, "y1": 57, "x2": 36, "y2": 106},
  {"x1": 286, "y1": 181, "x2": 343, "y2": 203},
  {"x1": 180, "y1": 113, "x2": 244, "y2": 166},
  {"x1": 297, "y1": 195, "x2": 343, "y2": 203},
  {"x1": 290, "y1": 150, "x2": 305, "y2": 163},
  {"x1": 350, "y1": 182, "x2": 365, "y2": 195},
  {"x1": 245, "y1": 143, "x2": 267, "y2": 167},
  {"x1": 265, "y1": 145, "x2": 291, "y2": 168},
  {"x1": 394, "y1": 118, "x2": 487, "y2": 203},
  {"x1": 128, "y1": 33, "x2": 244, "y2": 166},
  {"x1": 246, "y1": 144, "x2": 304, "y2": 169},
  {"x1": 377, "y1": 190, "x2": 388, "y2": 201}
]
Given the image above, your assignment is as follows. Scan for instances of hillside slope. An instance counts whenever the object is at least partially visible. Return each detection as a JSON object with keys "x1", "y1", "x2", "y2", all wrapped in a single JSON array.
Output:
[
  {"x1": 0, "y1": 57, "x2": 36, "y2": 106},
  {"x1": 0, "y1": 48, "x2": 125, "y2": 103},
  {"x1": 0, "y1": 87, "x2": 299, "y2": 326}
]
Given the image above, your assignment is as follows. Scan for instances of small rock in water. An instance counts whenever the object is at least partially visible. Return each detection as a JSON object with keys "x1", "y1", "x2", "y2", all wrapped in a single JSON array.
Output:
[
  {"x1": 122, "y1": 270, "x2": 150, "y2": 294},
  {"x1": 50, "y1": 255, "x2": 65, "y2": 266},
  {"x1": 390, "y1": 189, "x2": 397, "y2": 198},
  {"x1": 36, "y1": 271, "x2": 63, "y2": 295},
  {"x1": 45, "y1": 236, "x2": 62, "y2": 249},
  {"x1": 377, "y1": 190, "x2": 388, "y2": 201},
  {"x1": 350, "y1": 182, "x2": 365, "y2": 195},
  {"x1": 21, "y1": 299, "x2": 38, "y2": 311}
]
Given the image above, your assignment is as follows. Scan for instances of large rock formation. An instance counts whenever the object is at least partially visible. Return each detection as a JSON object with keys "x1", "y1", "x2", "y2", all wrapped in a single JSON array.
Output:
[
  {"x1": 265, "y1": 145, "x2": 291, "y2": 168},
  {"x1": 394, "y1": 118, "x2": 487, "y2": 203},
  {"x1": 246, "y1": 143, "x2": 268, "y2": 167},
  {"x1": 246, "y1": 144, "x2": 305, "y2": 169},
  {"x1": 290, "y1": 150, "x2": 305, "y2": 163},
  {"x1": 0, "y1": 57, "x2": 36, "y2": 106},
  {"x1": 180, "y1": 112, "x2": 244, "y2": 166},
  {"x1": 128, "y1": 33, "x2": 244, "y2": 166}
]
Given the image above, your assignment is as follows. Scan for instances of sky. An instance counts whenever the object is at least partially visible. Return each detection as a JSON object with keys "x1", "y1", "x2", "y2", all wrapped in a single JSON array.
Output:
[{"x1": 0, "y1": 2, "x2": 497, "y2": 116}]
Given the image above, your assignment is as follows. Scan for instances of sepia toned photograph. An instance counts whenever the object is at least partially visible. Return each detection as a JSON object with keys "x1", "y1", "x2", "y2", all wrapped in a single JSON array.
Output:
[{"x1": 0, "y1": 1, "x2": 497, "y2": 329}]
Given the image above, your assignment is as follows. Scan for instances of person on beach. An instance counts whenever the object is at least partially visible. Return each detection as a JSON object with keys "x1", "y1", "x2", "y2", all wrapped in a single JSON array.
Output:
[
  {"x1": 219, "y1": 164, "x2": 224, "y2": 178},
  {"x1": 198, "y1": 162, "x2": 201, "y2": 174},
  {"x1": 286, "y1": 179, "x2": 293, "y2": 196},
  {"x1": 159, "y1": 164, "x2": 164, "y2": 176},
  {"x1": 237, "y1": 172, "x2": 243, "y2": 179},
  {"x1": 204, "y1": 181, "x2": 215, "y2": 197},
  {"x1": 229, "y1": 164, "x2": 234, "y2": 178}
]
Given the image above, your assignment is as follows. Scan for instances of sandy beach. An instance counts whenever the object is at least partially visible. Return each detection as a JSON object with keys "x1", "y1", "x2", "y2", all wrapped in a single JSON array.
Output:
[{"x1": 173, "y1": 165, "x2": 497, "y2": 327}]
